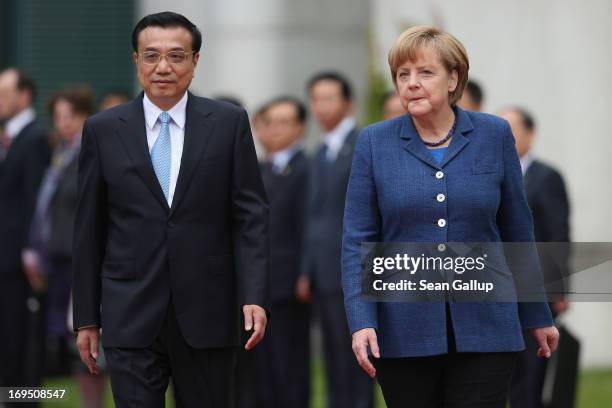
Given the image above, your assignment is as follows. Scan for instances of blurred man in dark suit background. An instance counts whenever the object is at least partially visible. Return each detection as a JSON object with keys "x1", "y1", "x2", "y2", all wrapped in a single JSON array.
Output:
[
  {"x1": 458, "y1": 79, "x2": 484, "y2": 112},
  {"x1": 0, "y1": 67, "x2": 51, "y2": 394},
  {"x1": 252, "y1": 96, "x2": 311, "y2": 408},
  {"x1": 382, "y1": 90, "x2": 405, "y2": 120},
  {"x1": 499, "y1": 107, "x2": 571, "y2": 408},
  {"x1": 298, "y1": 71, "x2": 373, "y2": 408}
]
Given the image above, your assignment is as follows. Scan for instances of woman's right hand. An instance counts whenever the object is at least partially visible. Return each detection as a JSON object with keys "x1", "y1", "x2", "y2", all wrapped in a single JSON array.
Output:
[{"x1": 352, "y1": 328, "x2": 380, "y2": 378}]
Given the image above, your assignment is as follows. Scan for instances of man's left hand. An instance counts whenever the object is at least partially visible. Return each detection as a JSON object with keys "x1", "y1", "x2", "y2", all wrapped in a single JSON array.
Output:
[{"x1": 243, "y1": 304, "x2": 267, "y2": 350}]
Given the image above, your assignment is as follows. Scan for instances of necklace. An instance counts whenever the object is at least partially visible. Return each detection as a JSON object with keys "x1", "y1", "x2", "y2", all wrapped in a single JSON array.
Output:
[{"x1": 423, "y1": 120, "x2": 456, "y2": 147}]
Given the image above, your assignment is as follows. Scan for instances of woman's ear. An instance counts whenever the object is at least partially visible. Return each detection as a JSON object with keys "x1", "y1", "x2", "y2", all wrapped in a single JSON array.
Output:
[{"x1": 449, "y1": 69, "x2": 458, "y2": 92}]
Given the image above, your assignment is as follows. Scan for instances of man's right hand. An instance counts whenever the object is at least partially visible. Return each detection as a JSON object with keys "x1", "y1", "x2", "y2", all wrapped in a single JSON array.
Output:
[
  {"x1": 295, "y1": 275, "x2": 311, "y2": 303},
  {"x1": 76, "y1": 327, "x2": 100, "y2": 374}
]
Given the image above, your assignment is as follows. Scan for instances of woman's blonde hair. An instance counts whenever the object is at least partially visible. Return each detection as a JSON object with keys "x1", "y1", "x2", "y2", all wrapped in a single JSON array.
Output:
[{"x1": 388, "y1": 26, "x2": 469, "y2": 106}]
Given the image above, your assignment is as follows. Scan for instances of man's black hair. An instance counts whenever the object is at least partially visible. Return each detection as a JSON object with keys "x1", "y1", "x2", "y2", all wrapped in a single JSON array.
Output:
[
  {"x1": 15, "y1": 69, "x2": 36, "y2": 103},
  {"x1": 382, "y1": 90, "x2": 399, "y2": 105},
  {"x1": 306, "y1": 71, "x2": 352, "y2": 102},
  {"x1": 465, "y1": 80, "x2": 484, "y2": 107},
  {"x1": 132, "y1": 11, "x2": 202, "y2": 53},
  {"x1": 508, "y1": 106, "x2": 536, "y2": 132},
  {"x1": 215, "y1": 95, "x2": 244, "y2": 109},
  {"x1": 266, "y1": 95, "x2": 308, "y2": 123}
]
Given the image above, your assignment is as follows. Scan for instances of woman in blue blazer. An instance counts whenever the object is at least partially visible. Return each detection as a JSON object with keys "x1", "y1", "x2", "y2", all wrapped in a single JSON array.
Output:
[{"x1": 342, "y1": 26, "x2": 559, "y2": 408}]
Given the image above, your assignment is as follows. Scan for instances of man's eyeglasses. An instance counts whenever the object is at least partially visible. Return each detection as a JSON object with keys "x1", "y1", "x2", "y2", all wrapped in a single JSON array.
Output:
[{"x1": 138, "y1": 51, "x2": 194, "y2": 65}]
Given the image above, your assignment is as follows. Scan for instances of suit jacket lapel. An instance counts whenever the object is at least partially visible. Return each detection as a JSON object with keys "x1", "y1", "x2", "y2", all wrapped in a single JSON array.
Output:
[
  {"x1": 440, "y1": 107, "x2": 473, "y2": 167},
  {"x1": 328, "y1": 127, "x2": 358, "y2": 176},
  {"x1": 169, "y1": 93, "x2": 215, "y2": 216},
  {"x1": 523, "y1": 160, "x2": 537, "y2": 192},
  {"x1": 117, "y1": 93, "x2": 170, "y2": 212}
]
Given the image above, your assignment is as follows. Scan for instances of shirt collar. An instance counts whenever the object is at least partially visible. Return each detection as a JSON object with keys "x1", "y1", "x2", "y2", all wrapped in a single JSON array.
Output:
[
  {"x1": 520, "y1": 152, "x2": 535, "y2": 176},
  {"x1": 143, "y1": 92, "x2": 188, "y2": 130},
  {"x1": 5, "y1": 107, "x2": 36, "y2": 139},
  {"x1": 269, "y1": 142, "x2": 303, "y2": 170},
  {"x1": 324, "y1": 115, "x2": 356, "y2": 150}
]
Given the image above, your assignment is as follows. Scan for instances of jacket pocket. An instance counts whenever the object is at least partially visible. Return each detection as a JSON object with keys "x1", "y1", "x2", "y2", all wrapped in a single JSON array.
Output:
[{"x1": 472, "y1": 163, "x2": 499, "y2": 174}]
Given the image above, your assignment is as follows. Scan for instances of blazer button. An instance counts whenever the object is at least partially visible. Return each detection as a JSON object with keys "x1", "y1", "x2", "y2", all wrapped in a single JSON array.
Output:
[
  {"x1": 437, "y1": 218, "x2": 446, "y2": 228},
  {"x1": 435, "y1": 171, "x2": 444, "y2": 179},
  {"x1": 437, "y1": 193, "x2": 446, "y2": 203},
  {"x1": 438, "y1": 243, "x2": 446, "y2": 252}
]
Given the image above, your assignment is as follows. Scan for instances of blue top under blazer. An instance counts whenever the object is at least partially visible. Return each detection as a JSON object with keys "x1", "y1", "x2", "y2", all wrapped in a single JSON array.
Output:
[{"x1": 342, "y1": 106, "x2": 553, "y2": 358}]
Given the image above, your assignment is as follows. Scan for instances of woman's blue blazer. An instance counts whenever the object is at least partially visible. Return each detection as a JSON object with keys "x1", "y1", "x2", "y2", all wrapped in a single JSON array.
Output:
[{"x1": 341, "y1": 107, "x2": 553, "y2": 357}]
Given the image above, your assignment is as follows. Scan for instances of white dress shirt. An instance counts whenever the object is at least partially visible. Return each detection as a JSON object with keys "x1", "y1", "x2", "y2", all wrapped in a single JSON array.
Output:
[
  {"x1": 323, "y1": 116, "x2": 356, "y2": 161},
  {"x1": 268, "y1": 142, "x2": 303, "y2": 173},
  {"x1": 520, "y1": 152, "x2": 535, "y2": 176},
  {"x1": 143, "y1": 92, "x2": 187, "y2": 206},
  {"x1": 5, "y1": 107, "x2": 36, "y2": 140}
]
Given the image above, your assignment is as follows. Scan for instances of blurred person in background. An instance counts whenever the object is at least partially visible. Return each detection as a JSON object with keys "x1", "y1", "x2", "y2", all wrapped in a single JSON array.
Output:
[
  {"x1": 499, "y1": 107, "x2": 571, "y2": 408},
  {"x1": 254, "y1": 96, "x2": 310, "y2": 408},
  {"x1": 458, "y1": 79, "x2": 484, "y2": 112},
  {"x1": 342, "y1": 26, "x2": 558, "y2": 408},
  {"x1": 382, "y1": 90, "x2": 406, "y2": 120},
  {"x1": 23, "y1": 85, "x2": 105, "y2": 408},
  {"x1": 98, "y1": 89, "x2": 131, "y2": 111},
  {"x1": 214, "y1": 95, "x2": 244, "y2": 109},
  {"x1": 0, "y1": 68, "x2": 51, "y2": 394},
  {"x1": 23, "y1": 86, "x2": 94, "y2": 348},
  {"x1": 300, "y1": 71, "x2": 374, "y2": 408},
  {"x1": 212, "y1": 95, "x2": 264, "y2": 408}
]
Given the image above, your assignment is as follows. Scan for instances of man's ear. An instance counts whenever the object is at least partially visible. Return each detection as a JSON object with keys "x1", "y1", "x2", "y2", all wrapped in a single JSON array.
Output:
[{"x1": 132, "y1": 52, "x2": 139, "y2": 66}]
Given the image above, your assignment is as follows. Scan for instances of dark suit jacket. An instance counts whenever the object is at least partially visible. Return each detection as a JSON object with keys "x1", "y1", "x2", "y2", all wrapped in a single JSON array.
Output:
[
  {"x1": 524, "y1": 159, "x2": 571, "y2": 301},
  {"x1": 0, "y1": 120, "x2": 50, "y2": 280},
  {"x1": 260, "y1": 150, "x2": 308, "y2": 303},
  {"x1": 72, "y1": 92, "x2": 269, "y2": 349},
  {"x1": 302, "y1": 127, "x2": 359, "y2": 295},
  {"x1": 47, "y1": 153, "x2": 79, "y2": 262},
  {"x1": 524, "y1": 160, "x2": 570, "y2": 243}
]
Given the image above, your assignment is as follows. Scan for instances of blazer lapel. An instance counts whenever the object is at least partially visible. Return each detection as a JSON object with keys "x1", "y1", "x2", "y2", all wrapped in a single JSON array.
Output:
[
  {"x1": 399, "y1": 107, "x2": 474, "y2": 169},
  {"x1": 439, "y1": 107, "x2": 473, "y2": 168},
  {"x1": 117, "y1": 94, "x2": 169, "y2": 212},
  {"x1": 399, "y1": 115, "x2": 441, "y2": 170},
  {"x1": 169, "y1": 93, "x2": 215, "y2": 216}
]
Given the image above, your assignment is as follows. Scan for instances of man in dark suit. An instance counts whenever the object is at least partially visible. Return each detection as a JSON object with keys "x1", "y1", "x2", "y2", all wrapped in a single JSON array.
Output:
[
  {"x1": 0, "y1": 68, "x2": 51, "y2": 390},
  {"x1": 500, "y1": 107, "x2": 571, "y2": 408},
  {"x1": 298, "y1": 72, "x2": 373, "y2": 408},
  {"x1": 249, "y1": 96, "x2": 311, "y2": 408},
  {"x1": 72, "y1": 12, "x2": 269, "y2": 407}
]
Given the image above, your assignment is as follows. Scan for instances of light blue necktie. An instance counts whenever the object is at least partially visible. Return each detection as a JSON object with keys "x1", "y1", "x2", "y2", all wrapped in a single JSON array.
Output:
[{"x1": 151, "y1": 111, "x2": 171, "y2": 200}]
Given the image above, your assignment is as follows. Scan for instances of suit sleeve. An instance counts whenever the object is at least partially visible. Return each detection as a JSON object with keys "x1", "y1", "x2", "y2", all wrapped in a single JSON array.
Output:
[
  {"x1": 299, "y1": 156, "x2": 318, "y2": 280},
  {"x1": 72, "y1": 119, "x2": 107, "y2": 330},
  {"x1": 342, "y1": 128, "x2": 379, "y2": 334},
  {"x1": 21, "y1": 131, "x2": 50, "y2": 250},
  {"x1": 231, "y1": 109, "x2": 269, "y2": 311},
  {"x1": 539, "y1": 170, "x2": 570, "y2": 243},
  {"x1": 496, "y1": 121, "x2": 553, "y2": 329},
  {"x1": 536, "y1": 169, "x2": 571, "y2": 296}
]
